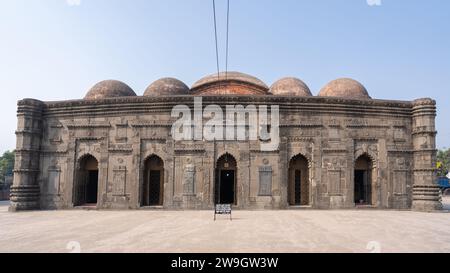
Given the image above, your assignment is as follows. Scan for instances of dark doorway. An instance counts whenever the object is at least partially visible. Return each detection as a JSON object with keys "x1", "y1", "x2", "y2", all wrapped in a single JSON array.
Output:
[
  {"x1": 142, "y1": 155, "x2": 164, "y2": 206},
  {"x1": 86, "y1": 170, "x2": 98, "y2": 204},
  {"x1": 354, "y1": 155, "x2": 373, "y2": 205},
  {"x1": 289, "y1": 154, "x2": 309, "y2": 206},
  {"x1": 219, "y1": 170, "x2": 235, "y2": 204},
  {"x1": 215, "y1": 154, "x2": 237, "y2": 205},
  {"x1": 74, "y1": 155, "x2": 99, "y2": 206},
  {"x1": 294, "y1": 170, "x2": 301, "y2": 205},
  {"x1": 148, "y1": 170, "x2": 161, "y2": 205}
]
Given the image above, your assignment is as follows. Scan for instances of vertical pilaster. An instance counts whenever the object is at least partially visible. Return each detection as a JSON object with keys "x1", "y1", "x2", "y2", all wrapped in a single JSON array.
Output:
[
  {"x1": 411, "y1": 98, "x2": 442, "y2": 211},
  {"x1": 131, "y1": 128, "x2": 141, "y2": 209},
  {"x1": 10, "y1": 99, "x2": 44, "y2": 212},
  {"x1": 279, "y1": 137, "x2": 288, "y2": 209},
  {"x1": 238, "y1": 142, "x2": 251, "y2": 209}
]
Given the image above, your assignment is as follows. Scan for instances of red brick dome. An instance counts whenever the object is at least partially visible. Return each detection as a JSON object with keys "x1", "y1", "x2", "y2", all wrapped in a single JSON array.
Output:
[
  {"x1": 270, "y1": 77, "x2": 312, "y2": 96},
  {"x1": 144, "y1": 78, "x2": 189, "y2": 96},
  {"x1": 191, "y1": 72, "x2": 269, "y2": 95},
  {"x1": 318, "y1": 78, "x2": 371, "y2": 99},
  {"x1": 84, "y1": 80, "x2": 136, "y2": 100}
]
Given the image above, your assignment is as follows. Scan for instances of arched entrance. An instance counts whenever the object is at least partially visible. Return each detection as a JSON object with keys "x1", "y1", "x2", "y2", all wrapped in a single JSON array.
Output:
[
  {"x1": 74, "y1": 155, "x2": 98, "y2": 206},
  {"x1": 142, "y1": 155, "x2": 164, "y2": 206},
  {"x1": 215, "y1": 154, "x2": 237, "y2": 205},
  {"x1": 288, "y1": 154, "x2": 309, "y2": 206},
  {"x1": 354, "y1": 154, "x2": 373, "y2": 205}
]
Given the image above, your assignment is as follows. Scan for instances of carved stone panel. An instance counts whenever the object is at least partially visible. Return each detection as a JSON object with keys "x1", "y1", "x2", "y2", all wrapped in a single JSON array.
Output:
[
  {"x1": 259, "y1": 166, "x2": 273, "y2": 196},
  {"x1": 112, "y1": 167, "x2": 127, "y2": 196},
  {"x1": 322, "y1": 157, "x2": 346, "y2": 170},
  {"x1": 328, "y1": 170, "x2": 342, "y2": 196},
  {"x1": 394, "y1": 128, "x2": 406, "y2": 142},
  {"x1": 47, "y1": 167, "x2": 61, "y2": 195},
  {"x1": 183, "y1": 165, "x2": 196, "y2": 195},
  {"x1": 49, "y1": 123, "x2": 64, "y2": 144},
  {"x1": 115, "y1": 123, "x2": 128, "y2": 142},
  {"x1": 393, "y1": 171, "x2": 408, "y2": 195}
]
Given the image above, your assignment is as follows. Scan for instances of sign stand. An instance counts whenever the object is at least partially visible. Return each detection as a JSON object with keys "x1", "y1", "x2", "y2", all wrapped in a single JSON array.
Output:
[{"x1": 214, "y1": 204, "x2": 232, "y2": 221}]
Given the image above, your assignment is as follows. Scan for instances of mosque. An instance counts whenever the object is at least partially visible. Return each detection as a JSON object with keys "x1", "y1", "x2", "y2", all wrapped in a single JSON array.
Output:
[{"x1": 9, "y1": 72, "x2": 441, "y2": 211}]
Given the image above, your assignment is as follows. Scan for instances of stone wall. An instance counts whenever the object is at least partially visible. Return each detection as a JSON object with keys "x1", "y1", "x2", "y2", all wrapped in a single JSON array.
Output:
[{"x1": 9, "y1": 96, "x2": 442, "y2": 211}]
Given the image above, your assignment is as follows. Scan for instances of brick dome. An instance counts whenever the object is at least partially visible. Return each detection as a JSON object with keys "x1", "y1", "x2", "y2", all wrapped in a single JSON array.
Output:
[
  {"x1": 144, "y1": 78, "x2": 189, "y2": 96},
  {"x1": 270, "y1": 77, "x2": 312, "y2": 96},
  {"x1": 84, "y1": 80, "x2": 136, "y2": 100},
  {"x1": 191, "y1": 72, "x2": 269, "y2": 95},
  {"x1": 318, "y1": 78, "x2": 371, "y2": 99}
]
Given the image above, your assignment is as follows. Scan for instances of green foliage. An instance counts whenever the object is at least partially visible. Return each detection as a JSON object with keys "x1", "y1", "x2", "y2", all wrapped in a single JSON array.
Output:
[
  {"x1": 0, "y1": 150, "x2": 15, "y2": 184},
  {"x1": 437, "y1": 148, "x2": 450, "y2": 177}
]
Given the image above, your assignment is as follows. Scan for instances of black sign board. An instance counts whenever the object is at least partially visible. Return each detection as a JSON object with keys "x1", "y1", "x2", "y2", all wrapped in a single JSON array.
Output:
[{"x1": 214, "y1": 204, "x2": 232, "y2": 221}]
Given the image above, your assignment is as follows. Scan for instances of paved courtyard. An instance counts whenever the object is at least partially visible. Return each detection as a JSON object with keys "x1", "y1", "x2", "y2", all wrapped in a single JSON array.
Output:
[{"x1": 0, "y1": 199, "x2": 449, "y2": 253}]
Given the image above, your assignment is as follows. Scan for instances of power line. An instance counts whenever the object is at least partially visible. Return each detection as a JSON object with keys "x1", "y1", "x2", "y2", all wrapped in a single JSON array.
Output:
[
  {"x1": 212, "y1": 0, "x2": 231, "y2": 85},
  {"x1": 225, "y1": 0, "x2": 230, "y2": 81},
  {"x1": 212, "y1": 0, "x2": 220, "y2": 84}
]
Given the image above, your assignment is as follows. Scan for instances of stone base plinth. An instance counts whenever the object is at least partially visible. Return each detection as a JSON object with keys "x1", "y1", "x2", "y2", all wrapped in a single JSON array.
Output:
[
  {"x1": 8, "y1": 185, "x2": 40, "y2": 212},
  {"x1": 412, "y1": 185, "x2": 442, "y2": 212}
]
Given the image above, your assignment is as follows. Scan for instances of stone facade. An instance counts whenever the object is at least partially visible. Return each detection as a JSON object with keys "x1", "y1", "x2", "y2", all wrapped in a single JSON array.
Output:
[{"x1": 9, "y1": 72, "x2": 442, "y2": 212}]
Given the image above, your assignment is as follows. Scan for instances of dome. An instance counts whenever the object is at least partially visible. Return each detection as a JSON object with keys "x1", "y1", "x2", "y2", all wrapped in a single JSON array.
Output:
[
  {"x1": 144, "y1": 78, "x2": 189, "y2": 96},
  {"x1": 191, "y1": 71, "x2": 269, "y2": 95},
  {"x1": 318, "y1": 78, "x2": 371, "y2": 99},
  {"x1": 270, "y1": 77, "x2": 312, "y2": 96},
  {"x1": 84, "y1": 80, "x2": 136, "y2": 100}
]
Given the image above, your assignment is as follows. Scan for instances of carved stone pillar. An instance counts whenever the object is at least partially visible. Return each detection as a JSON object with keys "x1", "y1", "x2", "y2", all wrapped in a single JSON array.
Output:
[
  {"x1": 411, "y1": 98, "x2": 442, "y2": 211},
  {"x1": 10, "y1": 99, "x2": 44, "y2": 212}
]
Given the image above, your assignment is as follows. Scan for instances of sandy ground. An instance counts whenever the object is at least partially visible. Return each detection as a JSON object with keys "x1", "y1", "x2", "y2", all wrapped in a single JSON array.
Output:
[{"x1": 0, "y1": 199, "x2": 449, "y2": 253}]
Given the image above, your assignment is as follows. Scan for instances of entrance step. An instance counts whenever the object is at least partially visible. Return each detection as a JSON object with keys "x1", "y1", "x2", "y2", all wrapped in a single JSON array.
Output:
[
  {"x1": 288, "y1": 205, "x2": 313, "y2": 210},
  {"x1": 74, "y1": 205, "x2": 97, "y2": 211},
  {"x1": 140, "y1": 206, "x2": 164, "y2": 210},
  {"x1": 354, "y1": 205, "x2": 377, "y2": 209}
]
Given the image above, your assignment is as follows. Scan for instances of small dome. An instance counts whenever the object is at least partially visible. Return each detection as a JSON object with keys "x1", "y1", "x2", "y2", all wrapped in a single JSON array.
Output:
[
  {"x1": 270, "y1": 77, "x2": 312, "y2": 96},
  {"x1": 144, "y1": 78, "x2": 190, "y2": 96},
  {"x1": 84, "y1": 80, "x2": 136, "y2": 100},
  {"x1": 318, "y1": 78, "x2": 371, "y2": 99}
]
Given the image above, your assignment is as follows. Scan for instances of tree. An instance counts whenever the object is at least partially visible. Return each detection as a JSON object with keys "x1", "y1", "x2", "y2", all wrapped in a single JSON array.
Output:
[
  {"x1": 0, "y1": 150, "x2": 15, "y2": 184},
  {"x1": 437, "y1": 148, "x2": 450, "y2": 177}
]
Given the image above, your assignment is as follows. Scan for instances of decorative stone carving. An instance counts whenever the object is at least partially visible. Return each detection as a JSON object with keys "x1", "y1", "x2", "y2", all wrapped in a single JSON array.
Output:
[
  {"x1": 112, "y1": 167, "x2": 127, "y2": 196},
  {"x1": 393, "y1": 171, "x2": 408, "y2": 195},
  {"x1": 323, "y1": 157, "x2": 346, "y2": 170},
  {"x1": 328, "y1": 170, "x2": 342, "y2": 196},
  {"x1": 183, "y1": 165, "x2": 195, "y2": 196},
  {"x1": 115, "y1": 122, "x2": 128, "y2": 142},
  {"x1": 49, "y1": 123, "x2": 64, "y2": 144},
  {"x1": 259, "y1": 166, "x2": 273, "y2": 196},
  {"x1": 47, "y1": 166, "x2": 61, "y2": 195}
]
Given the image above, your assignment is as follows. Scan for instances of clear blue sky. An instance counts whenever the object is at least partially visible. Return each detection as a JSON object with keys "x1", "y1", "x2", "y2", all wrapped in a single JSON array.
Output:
[{"x1": 0, "y1": 0, "x2": 449, "y2": 152}]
